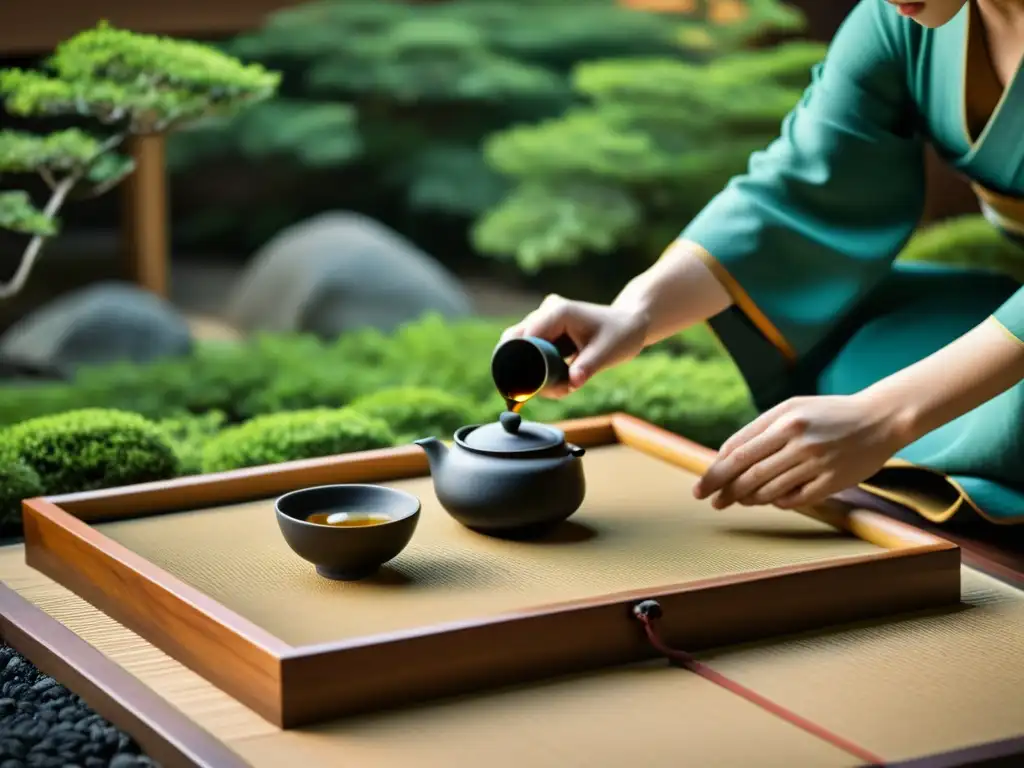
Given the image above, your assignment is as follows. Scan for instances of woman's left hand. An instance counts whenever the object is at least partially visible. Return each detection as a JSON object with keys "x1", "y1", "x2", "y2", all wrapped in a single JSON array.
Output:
[{"x1": 693, "y1": 392, "x2": 911, "y2": 510}]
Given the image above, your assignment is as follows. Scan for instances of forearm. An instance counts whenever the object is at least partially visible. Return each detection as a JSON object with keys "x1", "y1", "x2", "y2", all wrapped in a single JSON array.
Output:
[
  {"x1": 612, "y1": 238, "x2": 734, "y2": 347},
  {"x1": 862, "y1": 316, "x2": 1024, "y2": 447}
]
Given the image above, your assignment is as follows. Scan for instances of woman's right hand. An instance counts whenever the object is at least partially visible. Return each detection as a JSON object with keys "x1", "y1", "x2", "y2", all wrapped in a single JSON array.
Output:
[{"x1": 500, "y1": 293, "x2": 650, "y2": 398}]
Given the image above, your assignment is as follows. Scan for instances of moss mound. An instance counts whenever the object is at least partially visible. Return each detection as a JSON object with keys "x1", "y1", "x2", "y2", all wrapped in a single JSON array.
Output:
[
  {"x1": 348, "y1": 386, "x2": 480, "y2": 441},
  {"x1": 201, "y1": 408, "x2": 396, "y2": 472},
  {"x1": 558, "y1": 353, "x2": 757, "y2": 448},
  {"x1": 154, "y1": 411, "x2": 228, "y2": 476},
  {"x1": 0, "y1": 408, "x2": 180, "y2": 496},
  {"x1": 0, "y1": 452, "x2": 44, "y2": 532}
]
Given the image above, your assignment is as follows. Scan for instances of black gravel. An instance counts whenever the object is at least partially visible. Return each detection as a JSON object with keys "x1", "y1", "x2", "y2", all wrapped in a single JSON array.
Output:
[{"x1": 0, "y1": 643, "x2": 159, "y2": 768}]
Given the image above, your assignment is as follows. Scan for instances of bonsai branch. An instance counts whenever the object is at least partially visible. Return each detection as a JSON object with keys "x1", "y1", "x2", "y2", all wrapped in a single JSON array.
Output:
[
  {"x1": 38, "y1": 167, "x2": 58, "y2": 191},
  {"x1": 0, "y1": 176, "x2": 76, "y2": 299},
  {"x1": 0, "y1": 133, "x2": 125, "y2": 300}
]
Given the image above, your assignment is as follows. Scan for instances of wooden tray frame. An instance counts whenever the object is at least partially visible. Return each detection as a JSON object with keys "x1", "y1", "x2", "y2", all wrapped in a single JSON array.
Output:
[{"x1": 20, "y1": 413, "x2": 961, "y2": 729}]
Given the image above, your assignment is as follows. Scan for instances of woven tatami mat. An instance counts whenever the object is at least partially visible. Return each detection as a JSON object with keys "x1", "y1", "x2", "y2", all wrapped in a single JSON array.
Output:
[{"x1": 95, "y1": 444, "x2": 880, "y2": 646}]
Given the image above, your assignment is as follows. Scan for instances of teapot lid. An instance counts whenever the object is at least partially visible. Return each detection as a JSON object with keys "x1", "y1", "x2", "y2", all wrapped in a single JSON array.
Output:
[{"x1": 460, "y1": 412, "x2": 564, "y2": 454}]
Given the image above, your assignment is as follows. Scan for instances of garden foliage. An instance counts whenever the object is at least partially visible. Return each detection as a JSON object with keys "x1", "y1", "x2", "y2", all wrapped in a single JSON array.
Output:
[
  {"x1": 897, "y1": 214, "x2": 1024, "y2": 284},
  {"x1": 0, "y1": 22, "x2": 279, "y2": 296},
  {"x1": 472, "y1": 39, "x2": 827, "y2": 272},
  {"x1": 0, "y1": 450, "x2": 44, "y2": 533},
  {"x1": 201, "y1": 408, "x2": 396, "y2": 472},
  {"x1": 0, "y1": 209, "x2": 1009, "y2": 533},
  {"x1": 348, "y1": 386, "x2": 481, "y2": 442},
  {"x1": 0, "y1": 313, "x2": 757, "y2": 531},
  {"x1": 0, "y1": 409, "x2": 179, "y2": 497},
  {"x1": 166, "y1": 0, "x2": 806, "y2": 247}
]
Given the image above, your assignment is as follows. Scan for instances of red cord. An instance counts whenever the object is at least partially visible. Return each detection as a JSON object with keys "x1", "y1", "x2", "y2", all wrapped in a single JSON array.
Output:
[{"x1": 635, "y1": 611, "x2": 885, "y2": 766}]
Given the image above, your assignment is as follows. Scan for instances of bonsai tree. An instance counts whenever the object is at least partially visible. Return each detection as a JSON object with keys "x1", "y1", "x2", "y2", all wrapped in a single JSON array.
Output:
[
  {"x1": 0, "y1": 21, "x2": 280, "y2": 299},
  {"x1": 471, "y1": 23, "x2": 826, "y2": 273},
  {"x1": 165, "y1": 0, "x2": 804, "y2": 249}
]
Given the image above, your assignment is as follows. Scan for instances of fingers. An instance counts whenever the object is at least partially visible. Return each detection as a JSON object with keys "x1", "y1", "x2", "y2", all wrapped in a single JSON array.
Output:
[
  {"x1": 717, "y1": 399, "x2": 793, "y2": 459},
  {"x1": 540, "y1": 382, "x2": 573, "y2": 399},
  {"x1": 521, "y1": 294, "x2": 576, "y2": 341},
  {"x1": 774, "y1": 473, "x2": 836, "y2": 510},
  {"x1": 500, "y1": 294, "x2": 567, "y2": 343},
  {"x1": 708, "y1": 447, "x2": 805, "y2": 509},
  {"x1": 502, "y1": 294, "x2": 601, "y2": 391},
  {"x1": 568, "y1": 333, "x2": 618, "y2": 390},
  {"x1": 693, "y1": 417, "x2": 790, "y2": 499},
  {"x1": 730, "y1": 461, "x2": 821, "y2": 508}
]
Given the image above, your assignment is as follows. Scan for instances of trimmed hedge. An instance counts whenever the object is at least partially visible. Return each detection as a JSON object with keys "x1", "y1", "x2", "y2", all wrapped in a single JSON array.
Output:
[
  {"x1": 0, "y1": 314, "x2": 760, "y2": 537},
  {"x1": 348, "y1": 387, "x2": 481, "y2": 442},
  {"x1": 155, "y1": 411, "x2": 228, "y2": 476},
  {"x1": 0, "y1": 452, "x2": 44, "y2": 530},
  {"x1": 201, "y1": 408, "x2": 396, "y2": 473},
  {"x1": 557, "y1": 353, "x2": 757, "y2": 449},
  {"x1": 0, "y1": 212, "x2": 1014, "y2": 536},
  {"x1": 0, "y1": 409, "x2": 180, "y2": 497}
]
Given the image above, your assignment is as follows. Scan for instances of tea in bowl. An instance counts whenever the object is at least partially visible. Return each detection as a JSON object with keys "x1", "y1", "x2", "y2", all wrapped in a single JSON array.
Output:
[{"x1": 275, "y1": 484, "x2": 420, "y2": 580}]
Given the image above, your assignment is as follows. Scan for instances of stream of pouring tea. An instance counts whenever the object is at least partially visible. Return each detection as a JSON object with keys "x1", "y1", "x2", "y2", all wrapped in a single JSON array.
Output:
[{"x1": 503, "y1": 391, "x2": 534, "y2": 414}]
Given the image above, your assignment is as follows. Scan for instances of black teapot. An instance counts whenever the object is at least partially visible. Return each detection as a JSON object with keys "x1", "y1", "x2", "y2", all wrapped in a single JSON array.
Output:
[{"x1": 414, "y1": 411, "x2": 586, "y2": 539}]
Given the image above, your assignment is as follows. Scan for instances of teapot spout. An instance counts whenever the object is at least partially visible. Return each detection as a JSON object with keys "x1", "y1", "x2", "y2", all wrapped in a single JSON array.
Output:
[{"x1": 413, "y1": 437, "x2": 449, "y2": 473}]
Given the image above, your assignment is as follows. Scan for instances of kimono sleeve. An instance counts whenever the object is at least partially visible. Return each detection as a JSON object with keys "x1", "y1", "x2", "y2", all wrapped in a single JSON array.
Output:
[
  {"x1": 681, "y1": 0, "x2": 927, "y2": 369},
  {"x1": 992, "y1": 287, "x2": 1024, "y2": 345}
]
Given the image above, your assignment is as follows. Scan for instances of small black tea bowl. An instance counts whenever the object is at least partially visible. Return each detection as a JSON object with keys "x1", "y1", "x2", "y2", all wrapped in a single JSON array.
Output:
[{"x1": 275, "y1": 484, "x2": 420, "y2": 581}]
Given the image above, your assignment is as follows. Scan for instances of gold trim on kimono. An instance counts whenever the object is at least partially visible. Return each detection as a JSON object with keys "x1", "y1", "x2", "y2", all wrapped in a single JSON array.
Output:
[{"x1": 688, "y1": 242, "x2": 799, "y2": 363}]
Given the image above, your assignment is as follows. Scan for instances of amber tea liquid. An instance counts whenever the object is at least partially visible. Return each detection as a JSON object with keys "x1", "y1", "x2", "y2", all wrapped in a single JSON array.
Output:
[
  {"x1": 503, "y1": 391, "x2": 535, "y2": 414},
  {"x1": 306, "y1": 511, "x2": 392, "y2": 527}
]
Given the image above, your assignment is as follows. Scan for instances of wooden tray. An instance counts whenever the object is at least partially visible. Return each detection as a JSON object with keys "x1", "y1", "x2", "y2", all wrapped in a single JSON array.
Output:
[
  {"x1": 21, "y1": 413, "x2": 961, "y2": 729},
  {"x1": 11, "y1": 545, "x2": 1024, "y2": 768}
]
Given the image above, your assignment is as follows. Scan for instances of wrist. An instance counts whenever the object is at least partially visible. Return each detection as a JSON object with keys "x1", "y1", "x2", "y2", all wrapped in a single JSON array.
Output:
[
  {"x1": 854, "y1": 380, "x2": 925, "y2": 451},
  {"x1": 611, "y1": 283, "x2": 656, "y2": 345}
]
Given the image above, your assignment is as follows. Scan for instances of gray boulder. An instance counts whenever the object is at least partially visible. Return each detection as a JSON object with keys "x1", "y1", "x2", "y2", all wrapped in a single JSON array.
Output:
[
  {"x1": 226, "y1": 212, "x2": 472, "y2": 337},
  {"x1": 0, "y1": 281, "x2": 193, "y2": 374}
]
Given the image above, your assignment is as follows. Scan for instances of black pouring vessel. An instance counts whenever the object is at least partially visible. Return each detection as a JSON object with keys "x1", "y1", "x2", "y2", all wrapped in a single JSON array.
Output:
[{"x1": 275, "y1": 484, "x2": 420, "y2": 580}]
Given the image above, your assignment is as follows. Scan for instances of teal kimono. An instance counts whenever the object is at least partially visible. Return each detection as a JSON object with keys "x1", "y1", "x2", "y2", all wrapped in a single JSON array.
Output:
[{"x1": 681, "y1": 0, "x2": 1024, "y2": 524}]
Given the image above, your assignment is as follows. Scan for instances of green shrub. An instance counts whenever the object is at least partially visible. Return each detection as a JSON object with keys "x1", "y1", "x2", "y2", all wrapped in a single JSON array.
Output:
[
  {"x1": 0, "y1": 383, "x2": 88, "y2": 428},
  {"x1": 0, "y1": 408, "x2": 180, "y2": 495},
  {"x1": 236, "y1": 365, "x2": 372, "y2": 419},
  {"x1": 365, "y1": 314, "x2": 512, "y2": 406},
  {"x1": 654, "y1": 322, "x2": 727, "y2": 361},
  {"x1": 0, "y1": 449, "x2": 44, "y2": 533},
  {"x1": 167, "y1": 0, "x2": 804, "y2": 247},
  {"x1": 472, "y1": 39, "x2": 825, "y2": 273},
  {"x1": 349, "y1": 386, "x2": 480, "y2": 442},
  {"x1": 557, "y1": 353, "x2": 756, "y2": 448},
  {"x1": 897, "y1": 214, "x2": 1024, "y2": 283},
  {"x1": 154, "y1": 411, "x2": 228, "y2": 476},
  {"x1": 71, "y1": 334, "x2": 337, "y2": 421},
  {"x1": 201, "y1": 408, "x2": 395, "y2": 472}
]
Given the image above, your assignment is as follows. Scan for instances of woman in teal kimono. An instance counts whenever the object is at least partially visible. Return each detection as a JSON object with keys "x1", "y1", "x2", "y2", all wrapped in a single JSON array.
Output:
[{"x1": 503, "y1": 0, "x2": 1024, "y2": 525}]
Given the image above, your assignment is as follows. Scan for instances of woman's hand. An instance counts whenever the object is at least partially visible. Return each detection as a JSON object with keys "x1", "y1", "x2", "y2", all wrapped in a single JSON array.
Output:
[
  {"x1": 501, "y1": 294, "x2": 650, "y2": 397},
  {"x1": 693, "y1": 392, "x2": 912, "y2": 510}
]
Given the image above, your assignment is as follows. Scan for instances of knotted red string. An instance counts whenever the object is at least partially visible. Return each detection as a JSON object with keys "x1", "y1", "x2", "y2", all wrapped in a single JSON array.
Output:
[{"x1": 632, "y1": 601, "x2": 885, "y2": 766}]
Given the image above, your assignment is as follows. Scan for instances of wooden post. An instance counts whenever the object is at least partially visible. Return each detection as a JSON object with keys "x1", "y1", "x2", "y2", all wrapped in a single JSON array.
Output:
[{"x1": 121, "y1": 133, "x2": 169, "y2": 297}]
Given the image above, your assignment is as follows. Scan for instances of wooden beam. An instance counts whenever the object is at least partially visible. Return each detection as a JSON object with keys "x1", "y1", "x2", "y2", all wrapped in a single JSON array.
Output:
[
  {"x1": 0, "y1": 0, "x2": 305, "y2": 56},
  {"x1": 121, "y1": 134, "x2": 169, "y2": 298}
]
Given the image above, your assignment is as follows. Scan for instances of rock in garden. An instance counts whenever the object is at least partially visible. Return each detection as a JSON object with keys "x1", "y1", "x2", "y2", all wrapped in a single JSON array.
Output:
[
  {"x1": 0, "y1": 282, "x2": 193, "y2": 374},
  {"x1": 0, "y1": 643, "x2": 152, "y2": 766},
  {"x1": 226, "y1": 211, "x2": 472, "y2": 338}
]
